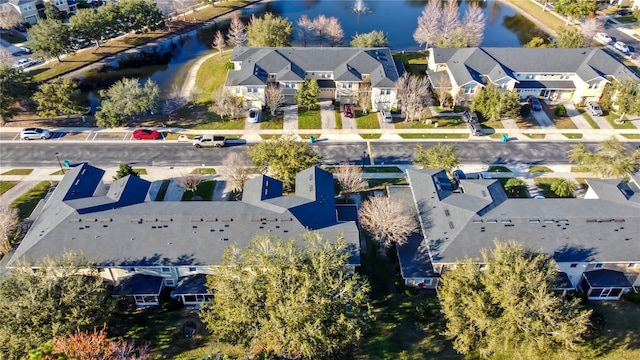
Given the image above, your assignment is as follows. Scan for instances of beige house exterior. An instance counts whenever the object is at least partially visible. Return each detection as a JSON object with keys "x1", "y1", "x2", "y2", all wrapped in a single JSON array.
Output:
[{"x1": 4, "y1": 0, "x2": 77, "y2": 25}]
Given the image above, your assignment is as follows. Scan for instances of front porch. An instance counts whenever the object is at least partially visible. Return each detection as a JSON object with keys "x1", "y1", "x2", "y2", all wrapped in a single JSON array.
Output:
[
  {"x1": 112, "y1": 274, "x2": 164, "y2": 307},
  {"x1": 172, "y1": 274, "x2": 214, "y2": 308},
  {"x1": 579, "y1": 269, "x2": 632, "y2": 301}
]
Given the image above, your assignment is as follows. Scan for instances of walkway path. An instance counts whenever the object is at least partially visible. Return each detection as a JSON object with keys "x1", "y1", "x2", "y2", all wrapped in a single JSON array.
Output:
[{"x1": 180, "y1": 50, "x2": 231, "y2": 99}]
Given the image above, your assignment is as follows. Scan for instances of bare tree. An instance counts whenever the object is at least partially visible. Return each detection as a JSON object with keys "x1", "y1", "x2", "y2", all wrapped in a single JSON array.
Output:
[
  {"x1": 312, "y1": 15, "x2": 329, "y2": 46},
  {"x1": 434, "y1": 75, "x2": 453, "y2": 109},
  {"x1": 358, "y1": 194, "x2": 418, "y2": 248},
  {"x1": 0, "y1": 205, "x2": 18, "y2": 255},
  {"x1": 581, "y1": 17, "x2": 604, "y2": 47},
  {"x1": 325, "y1": 16, "x2": 344, "y2": 47},
  {"x1": 177, "y1": 173, "x2": 203, "y2": 194},
  {"x1": 395, "y1": 73, "x2": 430, "y2": 122},
  {"x1": 297, "y1": 14, "x2": 314, "y2": 47},
  {"x1": 413, "y1": 0, "x2": 441, "y2": 50},
  {"x1": 219, "y1": 152, "x2": 253, "y2": 192},
  {"x1": 356, "y1": 81, "x2": 372, "y2": 114},
  {"x1": 213, "y1": 29, "x2": 226, "y2": 55},
  {"x1": 335, "y1": 163, "x2": 366, "y2": 196},
  {"x1": 0, "y1": 4, "x2": 23, "y2": 30},
  {"x1": 0, "y1": 47, "x2": 12, "y2": 67},
  {"x1": 265, "y1": 83, "x2": 284, "y2": 116},
  {"x1": 462, "y1": 3, "x2": 486, "y2": 47},
  {"x1": 439, "y1": 0, "x2": 461, "y2": 47},
  {"x1": 209, "y1": 89, "x2": 242, "y2": 120},
  {"x1": 162, "y1": 85, "x2": 188, "y2": 116},
  {"x1": 227, "y1": 13, "x2": 247, "y2": 47}
]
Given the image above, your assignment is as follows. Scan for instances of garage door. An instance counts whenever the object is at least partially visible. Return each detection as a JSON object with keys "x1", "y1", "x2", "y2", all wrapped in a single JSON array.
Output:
[{"x1": 320, "y1": 89, "x2": 334, "y2": 99}]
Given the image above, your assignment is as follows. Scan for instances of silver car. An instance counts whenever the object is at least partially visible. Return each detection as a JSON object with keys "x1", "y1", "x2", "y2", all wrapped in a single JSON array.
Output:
[
  {"x1": 20, "y1": 127, "x2": 51, "y2": 140},
  {"x1": 586, "y1": 101, "x2": 603, "y2": 116}
]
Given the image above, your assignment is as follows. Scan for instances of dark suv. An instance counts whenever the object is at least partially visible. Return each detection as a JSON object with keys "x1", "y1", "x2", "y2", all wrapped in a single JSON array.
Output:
[{"x1": 462, "y1": 110, "x2": 479, "y2": 123}]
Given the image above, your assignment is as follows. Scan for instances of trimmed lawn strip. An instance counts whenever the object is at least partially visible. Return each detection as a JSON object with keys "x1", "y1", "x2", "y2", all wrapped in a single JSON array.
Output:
[
  {"x1": 366, "y1": 178, "x2": 408, "y2": 189},
  {"x1": 164, "y1": 133, "x2": 197, "y2": 140},
  {"x1": 571, "y1": 165, "x2": 591, "y2": 172},
  {"x1": 399, "y1": 133, "x2": 468, "y2": 139},
  {"x1": 1, "y1": 168, "x2": 33, "y2": 175},
  {"x1": 299, "y1": 134, "x2": 321, "y2": 140},
  {"x1": 514, "y1": 115, "x2": 541, "y2": 129},
  {"x1": 259, "y1": 116, "x2": 284, "y2": 130},
  {"x1": 356, "y1": 113, "x2": 381, "y2": 129},
  {"x1": 578, "y1": 109, "x2": 600, "y2": 129},
  {"x1": 621, "y1": 133, "x2": 640, "y2": 139},
  {"x1": 181, "y1": 180, "x2": 216, "y2": 201},
  {"x1": 528, "y1": 165, "x2": 553, "y2": 173},
  {"x1": 360, "y1": 134, "x2": 381, "y2": 139},
  {"x1": 154, "y1": 180, "x2": 171, "y2": 201},
  {"x1": 298, "y1": 108, "x2": 322, "y2": 129},
  {"x1": 194, "y1": 53, "x2": 232, "y2": 104},
  {"x1": 605, "y1": 113, "x2": 635, "y2": 129},
  {"x1": 260, "y1": 134, "x2": 281, "y2": 140},
  {"x1": 481, "y1": 119, "x2": 505, "y2": 129},
  {"x1": 191, "y1": 168, "x2": 217, "y2": 175},
  {"x1": 132, "y1": 168, "x2": 148, "y2": 175},
  {"x1": 10, "y1": 181, "x2": 52, "y2": 220},
  {"x1": 335, "y1": 107, "x2": 343, "y2": 129},
  {"x1": 524, "y1": 133, "x2": 546, "y2": 139},
  {"x1": 563, "y1": 133, "x2": 583, "y2": 139},
  {"x1": 0, "y1": 181, "x2": 19, "y2": 196}
]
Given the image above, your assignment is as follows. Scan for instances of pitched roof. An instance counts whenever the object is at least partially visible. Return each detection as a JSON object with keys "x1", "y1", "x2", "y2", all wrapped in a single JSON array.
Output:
[
  {"x1": 112, "y1": 274, "x2": 164, "y2": 296},
  {"x1": 226, "y1": 47, "x2": 400, "y2": 88},
  {"x1": 583, "y1": 269, "x2": 632, "y2": 288},
  {"x1": 173, "y1": 274, "x2": 210, "y2": 295},
  {"x1": 7, "y1": 165, "x2": 360, "y2": 268}
]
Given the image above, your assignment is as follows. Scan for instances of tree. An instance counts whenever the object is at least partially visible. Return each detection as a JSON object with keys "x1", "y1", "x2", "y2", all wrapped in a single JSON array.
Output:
[
  {"x1": 439, "y1": 0, "x2": 461, "y2": 47},
  {"x1": 550, "y1": 178, "x2": 576, "y2": 198},
  {"x1": 0, "y1": 4, "x2": 23, "y2": 29},
  {"x1": 434, "y1": 75, "x2": 453, "y2": 108},
  {"x1": 0, "y1": 47, "x2": 11, "y2": 67},
  {"x1": 325, "y1": 16, "x2": 344, "y2": 47},
  {"x1": 394, "y1": 73, "x2": 430, "y2": 122},
  {"x1": 356, "y1": 81, "x2": 372, "y2": 114},
  {"x1": 503, "y1": 177, "x2": 527, "y2": 198},
  {"x1": 311, "y1": 14, "x2": 330, "y2": 46},
  {"x1": 113, "y1": 163, "x2": 140, "y2": 180},
  {"x1": 118, "y1": 0, "x2": 164, "y2": 33},
  {"x1": 580, "y1": 17, "x2": 603, "y2": 46},
  {"x1": 350, "y1": 30, "x2": 388, "y2": 48},
  {"x1": 553, "y1": 26, "x2": 584, "y2": 48},
  {"x1": 462, "y1": 3, "x2": 486, "y2": 47},
  {"x1": 294, "y1": 78, "x2": 320, "y2": 109},
  {"x1": 296, "y1": 14, "x2": 314, "y2": 47},
  {"x1": 208, "y1": 88, "x2": 242, "y2": 121},
  {"x1": 227, "y1": 13, "x2": 247, "y2": 47},
  {"x1": 27, "y1": 19, "x2": 72, "y2": 62},
  {"x1": 199, "y1": 233, "x2": 371, "y2": 359},
  {"x1": 602, "y1": 79, "x2": 640, "y2": 124},
  {"x1": 32, "y1": 78, "x2": 85, "y2": 119},
  {"x1": 524, "y1": 36, "x2": 552, "y2": 48},
  {"x1": 212, "y1": 29, "x2": 226, "y2": 55},
  {"x1": 335, "y1": 163, "x2": 366, "y2": 196},
  {"x1": 264, "y1": 83, "x2": 284, "y2": 116},
  {"x1": 177, "y1": 173, "x2": 203, "y2": 194},
  {"x1": 0, "y1": 205, "x2": 18, "y2": 256},
  {"x1": 247, "y1": 135, "x2": 321, "y2": 190},
  {"x1": 0, "y1": 65, "x2": 37, "y2": 125},
  {"x1": 247, "y1": 12, "x2": 293, "y2": 47},
  {"x1": 413, "y1": 143, "x2": 461, "y2": 176},
  {"x1": 95, "y1": 78, "x2": 159, "y2": 128},
  {"x1": 44, "y1": 2, "x2": 64, "y2": 21},
  {"x1": 471, "y1": 84, "x2": 520, "y2": 121},
  {"x1": 568, "y1": 138, "x2": 640, "y2": 178},
  {"x1": 0, "y1": 252, "x2": 115, "y2": 360},
  {"x1": 555, "y1": 0, "x2": 598, "y2": 25},
  {"x1": 359, "y1": 194, "x2": 418, "y2": 248},
  {"x1": 439, "y1": 240, "x2": 591, "y2": 359},
  {"x1": 218, "y1": 152, "x2": 253, "y2": 192},
  {"x1": 413, "y1": 0, "x2": 441, "y2": 50},
  {"x1": 70, "y1": 8, "x2": 107, "y2": 48}
]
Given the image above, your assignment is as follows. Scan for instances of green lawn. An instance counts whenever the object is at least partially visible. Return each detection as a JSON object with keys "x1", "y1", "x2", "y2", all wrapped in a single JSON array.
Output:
[
  {"x1": 563, "y1": 133, "x2": 584, "y2": 139},
  {"x1": 571, "y1": 166, "x2": 592, "y2": 172},
  {"x1": 154, "y1": 180, "x2": 171, "y2": 201},
  {"x1": 335, "y1": 107, "x2": 343, "y2": 129},
  {"x1": 260, "y1": 115, "x2": 284, "y2": 130},
  {"x1": 585, "y1": 301, "x2": 640, "y2": 360},
  {"x1": 10, "y1": 181, "x2": 52, "y2": 220},
  {"x1": 181, "y1": 180, "x2": 216, "y2": 201},
  {"x1": 366, "y1": 178, "x2": 408, "y2": 189},
  {"x1": 621, "y1": 133, "x2": 640, "y2": 139},
  {"x1": 528, "y1": 165, "x2": 553, "y2": 173},
  {"x1": 524, "y1": 133, "x2": 546, "y2": 139},
  {"x1": 533, "y1": 178, "x2": 563, "y2": 198},
  {"x1": 392, "y1": 51, "x2": 428, "y2": 76},
  {"x1": 394, "y1": 120, "x2": 431, "y2": 129},
  {"x1": 360, "y1": 134, "x2": 382, "y2": 139},
  {"x1": 400, "y1": 133, "x2": 468, "y2": 139},
  {"x1": 0, "y1": 181, "x2": 19, "y2": 196},
  {"x1": 616, "y1": 15, "x2": 639, "y2": 24},
  {"x1": 191, "y1": 168, "x2": 217, "y2": 175},
  {"x1": 578, "y1": 109, "x2": 600, "y2": 129},
  {"x1": 132, "y1": 168, "x2": 147, "y2": 175},
  {"x1": 356, "y1": 113, "x2": 381, "y2": 129},
  {"x1": 298, "y1": 108, "x2": 322, "y2": 129},
  {"x1": 605, "y1": 113, "x2": 635, "y2": 129},
  {"x1": 194, "y1": 53, "x2": 232, "y2": 104},
  {"x1": 1, "y1": 169, "x2": 33, "y2": 175}
]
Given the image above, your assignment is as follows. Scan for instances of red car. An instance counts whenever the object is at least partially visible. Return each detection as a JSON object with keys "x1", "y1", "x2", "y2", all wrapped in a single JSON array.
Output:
[
  {"x1": 343, "y1": 104, "x2": 354, "y2": 118},
  {"x1": 132, "y1": 129, "x2": 162, "y2": 140}
]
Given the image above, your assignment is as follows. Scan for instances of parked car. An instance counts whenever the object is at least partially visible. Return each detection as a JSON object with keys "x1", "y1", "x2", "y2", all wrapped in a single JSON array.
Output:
[
  {"x1": 20, "y1": 127, "x2": 51, "y2": 140},
  {"x1": 343, "y1": 104, "x2": 354, "y2": 118},
  {"x1": 19, "y1": 46, "x2": 32, "y2": 54},
  {"x1": 617, "y1": 8, "x2": 631, "y2": 16},
  {"x1": 527, "y1": 96, "x2": 542, "y2": 111},
  {"x1": 382, "y1": 111, "x2": 393, "y2": 123},
  {"x1": 614, "y1": 41, "x2": 630, "y2": 53},
  {"x1": 594, "y1": 32, "x2": 613, "y2": 45},
  {"x1": 192, "y1": 135, "x2": 226, "y2": 148},
  {"x1": 586, "y1": 101, "x2": 603, "y2": 116},
  {"x1": 132, "y1": 129, "x2": 162, "y2": 140},
  {"x1": 463, "y1": 110, "x2": 479, "y2": 123},
  {"x1": 247, "y1": 108, "x2": 261, "y2": 123},
  {"x1": 13, "y1": 58, "x2": 34, "y2": 70},
  {"x1": 468, "y1": 122, "x2": 484, "y2": 136}
]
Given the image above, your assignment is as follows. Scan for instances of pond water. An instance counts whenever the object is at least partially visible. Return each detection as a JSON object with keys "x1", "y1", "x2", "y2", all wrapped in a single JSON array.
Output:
[{"x1": 82, "y1": 0, "x2": 547, "y2": 109}]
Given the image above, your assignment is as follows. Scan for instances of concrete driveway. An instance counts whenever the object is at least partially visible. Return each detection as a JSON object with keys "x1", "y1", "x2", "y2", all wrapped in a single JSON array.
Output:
[{"x1": 531, "y1": 107, "x2": 554, "y2": 128}]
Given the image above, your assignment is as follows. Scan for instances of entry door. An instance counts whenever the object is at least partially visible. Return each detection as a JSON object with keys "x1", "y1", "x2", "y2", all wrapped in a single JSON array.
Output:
[{"x1": 540, "y1": 90, "x2": 550, "y2": 98}]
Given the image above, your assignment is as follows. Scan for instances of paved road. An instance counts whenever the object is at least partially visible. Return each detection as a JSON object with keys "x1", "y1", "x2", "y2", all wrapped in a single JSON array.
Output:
[{"x1": 2, "y1": 141, "x2": 639, "y2": 168}]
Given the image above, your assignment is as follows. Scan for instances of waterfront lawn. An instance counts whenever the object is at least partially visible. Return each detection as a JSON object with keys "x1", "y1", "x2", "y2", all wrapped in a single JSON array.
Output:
[
  {"x1": 393, "y1": 51, "x2": 428, "y2": 76},
  {"x1": 194, "y1": 53, "x2": 233, "y2": 104},
  {"x1": 503, "y1": 0, "x2": 565, "y2": 31}
]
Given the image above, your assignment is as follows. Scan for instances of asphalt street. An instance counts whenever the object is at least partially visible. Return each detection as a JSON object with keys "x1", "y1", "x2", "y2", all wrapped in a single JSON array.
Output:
[{"x1": 2, "y1": 141, "x2": 638, "y2": 168}]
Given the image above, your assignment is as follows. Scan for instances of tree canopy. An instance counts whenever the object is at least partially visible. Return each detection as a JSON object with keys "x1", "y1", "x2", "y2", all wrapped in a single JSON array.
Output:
[
  {"x1": 350, "y1": 30, "x2": 389, "y2": 48},
  {"x1": 358, "y1": 194, "x2": 418, "y2": 248},
  {"x1": 602, "y1": 78, "x2": 640, "y2": 124},
  {"x1": 70, "y1": 8, "x2": 108, "y2": 48},
  {"x1": 554, "y1": 26, "x2": 585, "y2": 48},
  {"x1": 27, "y1": 19, "x2": 72, "y2": 62},
  {"x1": 413, "y1": 143, "x2": 461, "y2": 175},
  {"x1": 32, "y1": 78, "x2": 85, "y2": 119},
  {"x1": 471, "y1": 84, "x2": 521, "y2": 121},
  {"x1": 247, "y1": 12, "x2": 293, "y2": 47},
  {"x1": 439, "y1": 240, "x2": 591, "y2": 359},
  {"x1": 294, "y1": 78, "x2": 320, "y2": 109},
  {"x1": 95, "y1": 78, "x2": 159, "y2": 128},
  {"x1": 0, "y1": 65, "x2": 37, "y2": 125},
  {"x1": 113, "y1": 163, "x2": 140, "y2": 180},
  {"x1": 246, "y1": 135, "x2": 321, "y2": 190},
  {"x1": 199, "y1": 233, "x2": 371, "y2": 359},
  {"x1": 0, "y1": 252, "x2": 114, "y2": 360},
  {"x1": 550, "y1": 178, "x2": 576, "y2": 198},
  {"x1": 568, "y1": 138, "x2": 640, "y2": 178}
]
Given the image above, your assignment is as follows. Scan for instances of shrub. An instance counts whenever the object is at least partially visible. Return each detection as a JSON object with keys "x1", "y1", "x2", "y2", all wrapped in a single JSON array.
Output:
[
  {"x1": 404, "y1": 288, "x2": 416, "y2": 297},
  {"x1": 432, "y1": 98, "x2": 441, "y2": 107},
  {"x1": 555, "y1": 104, "x2": 567, "y2": 117},
  {"x1": 453, "y1": 105, "x2": 463, "y2": 113},
  {"x1": 520, "y1": 104, "x2": 531, "y2": 117},
  {"x1": 623, "y1": 292, "x2": 640, "y2": 303}
]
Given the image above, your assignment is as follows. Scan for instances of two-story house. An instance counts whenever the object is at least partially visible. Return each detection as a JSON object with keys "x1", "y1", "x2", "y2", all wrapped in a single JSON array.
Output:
[
  {"x1": 5, "y1": 164, "x2": 360, "y2": 307},
  {"x1": 427, "y1": 47, "x2": 640, "y2": 105},
  {"x1": 224, "y1": 47, "x2": 401, "y2": 111},
  {"x1": 4, "y1": 0, "x2": 77, "y2": 25},
  {"x1": 390, "y1": 169, "x2": 640, "y2": 301}
]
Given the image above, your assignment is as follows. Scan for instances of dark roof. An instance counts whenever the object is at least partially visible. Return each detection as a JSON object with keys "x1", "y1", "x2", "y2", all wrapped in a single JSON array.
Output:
[
  {"x1": 173, "y1": 274, "x2": 210, "y2": 295},
  {"x1": 554, "y1": 272, "x2": 574, "y2": 290},
  {"x1": 583, "y1": 269, "x2": 632, "y2": 288},
  {"x1": 7, "y1": 166, "x2": 360, "y2": 268},
  {"x1": 112, "y1": 274, "x2": 163, "y2": 296},
  {"x1": 515, "y1": 80, "x2": 576, "y2": 90}
]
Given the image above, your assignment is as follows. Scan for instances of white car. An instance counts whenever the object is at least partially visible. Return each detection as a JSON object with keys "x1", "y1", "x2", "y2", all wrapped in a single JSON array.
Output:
[
  {"x1": 594, "y1": 32, "x2": 613, "y2": 45},
  {"x1": 247, "y1": 108, "x2": 261, "y2": 123},
  {"x1": 614, "y1": 41, "x2": 630, "y2": 53},
  {"x1": 586, "y1": 101, "x2": 603, "y2": 116},
  {"x1": 13, "y1": 58, "x2": 34, "y2": 70},
  {"x1": 20, "y1": 127, "x2": 51, "y2": 140}
]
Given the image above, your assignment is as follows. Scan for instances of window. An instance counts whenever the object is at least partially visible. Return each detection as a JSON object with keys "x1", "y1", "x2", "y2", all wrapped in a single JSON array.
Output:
[
  {"x1": 594, "y1": 263, "x2": 603, "y2": 268},
  {"x1": 628, "y1": 263, "x2": 637, "y2": 268},
  {"x1": 342, "y1": 83, "x2": 353, "y2": 89},
  {"x1": 284, "y1": 82, "x2": 296, "y2": 89},
  {"x1": 162, "y1": 267, "x2": 170, "y2": 273},
  {"x1": 422, "y1": 278, "x2": 433, "y2": 286},
  {"x1": 463, "y1": 87, "x2": 475, "y2": 94},
  {"x1": 479, "y1": 264, "x2": 487, "y2": 270},
  {"x1": 380, "y1": 89, "x2": 391, "y2": 95},
  {"x1": 188, "y1": 267, "x2": 196, "y2": 272},
  {"x1": 165, "y1": 279, "x2": 175, "y2": 286},
  {"x1": 525, "y1": 74, "x2": 534, "y2": 80},
  {"x1": 588, "y1": 82, "x2": 599, "y2": 89},
  {"x1": 127, "y1": 267, "x2": 136, "y2": 273},
  {"x1": 247, "y1": 87, "x2": 257, "y2": 93},
  {"x1": 184, "y1": 295, "x2": 197, "y2": 302},
  {"x1": 570, "y1": 263, "x2": 578, "y2": 268}
]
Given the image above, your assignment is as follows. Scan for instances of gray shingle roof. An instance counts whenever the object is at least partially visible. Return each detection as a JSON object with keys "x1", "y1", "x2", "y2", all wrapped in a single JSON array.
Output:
[
  {"x1": 112, "y1": 274, "x2": 163, "y2": 296},
  {"x1": 226, "y1": 47, "x2": 400, "y2": 88},
  {"x1": 583, "y1": 269, "x2": 632, "y2": 288},
  {"x1": 173, "y1": 274, "x2": 210, "y2": 295},
  {"x1": 7, "y1": 166, "x2": 360, "y2": 268}
]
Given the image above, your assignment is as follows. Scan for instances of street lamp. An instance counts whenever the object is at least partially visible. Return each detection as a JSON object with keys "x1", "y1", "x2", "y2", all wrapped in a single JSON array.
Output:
[
  {"x1": 55, "y1": 153, "x2": 65, "y2": 174},
  {"x1": 362, "y1": 151, "x2": 367, "y2": 169}
]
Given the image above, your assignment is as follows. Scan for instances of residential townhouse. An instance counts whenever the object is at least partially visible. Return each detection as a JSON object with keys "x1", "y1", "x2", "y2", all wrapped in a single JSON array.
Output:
[
  {"x1": 5, "y1": 164, "x2": 360, "y2": 307},
  {"x1": 390, "y1": 169, "x2": 640, "y2": 301},
  {"x1": 427, "y1": 47, "x2": 640, "y2": 105},
  {"x1": 2, "y1": 0, "x2": 77, "y2": 26},
  {"x1": 224, "y1": 47, "x2": 401, "y2": 111}
]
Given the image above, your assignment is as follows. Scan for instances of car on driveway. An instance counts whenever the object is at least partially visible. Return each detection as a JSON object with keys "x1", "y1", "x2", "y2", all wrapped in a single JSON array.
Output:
[
  {"x1": 343, "y1": 104, "x2": 354, "y2": 118},
  {"x1": 614, "y1": 41, "x2": 630, "y2": 53},
  {"x1": 132, "y1": 129, "x2": 162, "y2": 140},
  {"x1": 617, "y1": 8, "x2": 631, "y2": 16},
  {"x1": 463, "y1": 110, "x2": 479, "y2": 123},
  {"x1": 20, "y1": 127, "x2": 51, "y2": 140},
  {"x1": 247, "y1": 108, "x2": 261, "y2": 123},
  {"x1": 586, "y1": 101, "x2": 603, "y2": 116},
  {"x1": 13, "y1": 58, "x2": 34, "y2": 70},
  {"x1": 527, "y1": 96, "x2": 542, "y2": 111},
  {"x1": 594, "y1": 32, "x2": 613, "y2": 45},
  {"x1": 382, "y1": 111, "x2": 393, "y2": 123}
]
